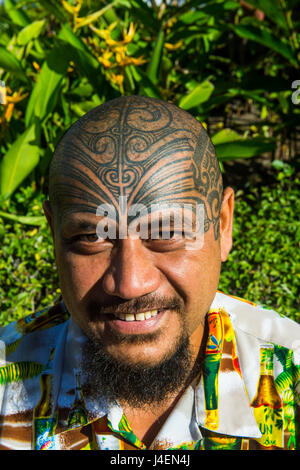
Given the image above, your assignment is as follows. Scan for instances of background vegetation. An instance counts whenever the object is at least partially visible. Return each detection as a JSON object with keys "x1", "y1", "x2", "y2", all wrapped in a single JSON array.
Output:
[{"x1": 0, "y1": 0, "x2": 299, "y2": 325}]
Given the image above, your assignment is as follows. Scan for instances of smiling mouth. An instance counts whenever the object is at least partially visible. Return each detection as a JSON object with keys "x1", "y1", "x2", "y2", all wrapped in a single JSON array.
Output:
[{"x1": 110, "y1": 308, "x2": 166, "y2": 322}]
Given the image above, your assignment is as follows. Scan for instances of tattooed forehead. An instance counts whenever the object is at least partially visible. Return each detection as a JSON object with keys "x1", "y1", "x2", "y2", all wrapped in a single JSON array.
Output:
[{"x1": 49, "y1": 96, "x2": 223, "y2": 239}]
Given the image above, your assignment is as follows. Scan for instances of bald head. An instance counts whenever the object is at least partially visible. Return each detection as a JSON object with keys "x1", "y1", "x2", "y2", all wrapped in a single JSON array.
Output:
[{"x1": 49, "y1": 95, "x2": 223, "y2": 239}]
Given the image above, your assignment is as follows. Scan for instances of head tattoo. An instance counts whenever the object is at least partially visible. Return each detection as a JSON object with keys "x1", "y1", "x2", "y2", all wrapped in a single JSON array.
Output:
[{"x1": 49, "y1": 95, "x2": 223, "y2": 240}]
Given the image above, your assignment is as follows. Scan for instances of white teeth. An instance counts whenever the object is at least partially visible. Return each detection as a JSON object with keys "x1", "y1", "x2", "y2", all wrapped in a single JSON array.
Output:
[
  {"x1": 113, "y1": 310, "x2": 159, "y2": 321},
  {"x1": 125, "y1": 314, "x2": 135, "y2": 321},
  {"x1": 135, "y1": 312, "x2": 146, "y2": 321}
]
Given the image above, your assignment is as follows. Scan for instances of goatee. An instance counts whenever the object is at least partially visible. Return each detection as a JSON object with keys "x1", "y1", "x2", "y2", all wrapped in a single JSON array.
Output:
[{"x1": 81, "y1": 330, "x2": 196, "y2": 409}]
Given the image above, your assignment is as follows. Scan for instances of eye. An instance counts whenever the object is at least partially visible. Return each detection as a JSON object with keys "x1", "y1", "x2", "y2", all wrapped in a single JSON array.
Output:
[
  {"x1": 66, "y1": 233, "x2": 113, "y2": 247},
  {"x1": 77, "y1": 233, "x2": 100, "y2": 243}
]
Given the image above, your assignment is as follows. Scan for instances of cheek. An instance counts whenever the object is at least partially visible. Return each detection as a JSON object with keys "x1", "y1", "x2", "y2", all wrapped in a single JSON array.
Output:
[
  {"x1": 155, "y1": 240, "x2": 221, "y2": 316},
  {"x1": 159, "y1": 242, "x2": 221, "y2": 289},
  {"x1": 55, "y1": 245, "x2": 108, "y2": 301}
]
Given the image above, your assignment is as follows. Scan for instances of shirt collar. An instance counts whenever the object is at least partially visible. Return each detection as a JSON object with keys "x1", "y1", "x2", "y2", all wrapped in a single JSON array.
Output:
[{"x1": 53, "y1": 292, "x2": 262, "y2": 440}]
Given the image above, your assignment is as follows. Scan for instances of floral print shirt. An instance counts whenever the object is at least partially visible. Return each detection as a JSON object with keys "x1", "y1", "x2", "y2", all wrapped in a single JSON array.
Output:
[{"x1": 0, "y1": 291, "x2": 299, "y2": 450}]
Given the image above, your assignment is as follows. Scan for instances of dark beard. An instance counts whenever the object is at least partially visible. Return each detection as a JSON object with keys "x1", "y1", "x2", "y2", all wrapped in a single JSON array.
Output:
[{"x1": 81, "y1": 330, "x2": 196, "y2": 409}]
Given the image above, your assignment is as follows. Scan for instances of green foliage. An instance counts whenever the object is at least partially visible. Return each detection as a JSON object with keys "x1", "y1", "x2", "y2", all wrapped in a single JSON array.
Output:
[
  {"x1": 0, "y1": 0, "x2": 299, "y2": 196},
  {"x1": 219, "y1": 172, "x2": 300, "y2": 323},
  {"x1": 0, "y1": 186, "x2": 60, "y2": 325}
]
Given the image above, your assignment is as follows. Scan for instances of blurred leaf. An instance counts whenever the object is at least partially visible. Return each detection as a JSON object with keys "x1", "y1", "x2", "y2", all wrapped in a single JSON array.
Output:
[
  {"x1": 25, "y1": 44, "x2": 70, "y2": 127},
  {"x1": 130, "y1": 65, "x2": 161, "y2": 98},
  {"x1": 4, "y1": 0, "x2": 30, "y2": 27},
  {"x1": 74, "y1": 1, "x2": 126, "y2": 31},
  {"x1": 215, "y1": 138, "x2": 276, "y2": 160},
  {"x1": 242, "y1": 0, "x2": 288, "y2": 31},
  {"x1": 0, "y1": 123, "x2": 40, "y2": 197},
  {"x1": 0, "y1": 211, "x2": 45, "y2": 226},
  {"x1": 129, "y1": 0, "x2": 160, "y2": 33},
  {"x1": 0, "y1": 47, "x2": 27, "y2": 81},
  {"x1": 17, "y1": 20, "x2": 46, "y2": 46},
  {"x1": 36, "y1": 0, "x2": 67, "y2": 23},
  {"x1": 147, "y1": 28, "x2": 164, "y2": 85},
  {"x1": 233, "y1": 24, "x2": 298, "y2": 66},
  {"x1": 179, "y1": 80, "x2": 214, "y2": 110},
  {"x1": 212, "y1": 129, "x2": 241, "y2": 145},
  {"x1": 58, "y1": 24, "x2": 105, "y2": 91}
]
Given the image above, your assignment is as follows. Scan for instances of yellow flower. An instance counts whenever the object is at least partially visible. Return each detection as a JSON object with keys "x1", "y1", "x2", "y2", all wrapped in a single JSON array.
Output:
[
  {"x1": 98, "y1": 49, "x2": 114, "y2": 68},
  {"x1": 111, "y1": 73, "x2": 124, "y2": 88},
  {"x1": 35, "y1": 253, "x2": 40, "y2": 261},
  {"x1": 165, "y1": 40, "x2": 183, "y2": 51},
  {"x1": 62, "y1": 0, "x2": 83, "y2": 16},
  {"x1": 114, "y1": 45, "x2": 127, "y2": 65},
  {"x1": 90, "y1": 22, "x2": 118, "y2": 41},
  {"x1": 91, "y1": 22, "x2": 136, "y2": 47},
  {"x1": 123, "y1": 22, "x2": 136, "y2": 44},
  {"x1": 127, "y1": 56, "x2": 147, "y2": 66},
  {"x1": 32, "y1": 61, "x2": 40, "y2": 72},
  {"x1": 0, "y1": 89, "x2": 28, "y2": 124},
  {"x1": 29, "y1": 228, "x2": 38, "y2": 237},
  {"x1": 114, "y1": 46, "x2": 146, "y2": 67}
]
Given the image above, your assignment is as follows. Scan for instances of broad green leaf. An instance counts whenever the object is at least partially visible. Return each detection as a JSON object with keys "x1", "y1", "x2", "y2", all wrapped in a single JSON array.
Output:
[
  {"x1": 4, "y1": 0, "x2": 30, "y2": 27},
  {"x1": 25, "y1": 45, "x2": 70, "y2": 127},
  {"x1": 0, "y1": 124, "x2": 40, "y2": 197},
  {"x1": 215, "y1": 138, "x2": 276, "y2": 161},
  {"x1": 241, "y1": 0, "x2": 288, "y2": 31},
  {"x1": 147, "y1": 28, "x2": 164, "y2": 85},
  {"x1": 17, "y1": 20, "x2": 46, "y2": 46},
  {"x1": 233, "y1": 24, "x2": 298, "y2": 66},
  {"x1": 179, "y1": 80, "x2": 214, "y2": 110},
  {"x1": 58, "y1": 25, "x2": 106, "y2": 91},
  {"x1": 212, "y1": 129, "x2": 241, "y2": 145},
  {"x1": 0, "y1": 211, "x2": 45, "y2": 226},
  {"x1": 177, "y1": 11, "x2": 208, "y2": 24},
  {"x1": 0, "y1": 47, "x2": 27, "y2": 81}
]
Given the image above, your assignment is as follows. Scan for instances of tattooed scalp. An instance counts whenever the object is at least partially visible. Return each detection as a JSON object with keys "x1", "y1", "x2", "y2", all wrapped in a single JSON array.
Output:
[{"x1": 49, "y1": 95, "x2": 223, "y2": 240}]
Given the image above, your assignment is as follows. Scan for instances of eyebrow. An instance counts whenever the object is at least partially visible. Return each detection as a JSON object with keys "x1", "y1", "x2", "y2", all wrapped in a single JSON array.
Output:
[{"x1": 61, "y1": 219, "x2": 98, "y2": 233}]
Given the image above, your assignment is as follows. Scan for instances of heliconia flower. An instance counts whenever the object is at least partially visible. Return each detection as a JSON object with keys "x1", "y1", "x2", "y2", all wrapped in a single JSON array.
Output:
[
  {"x1": 122, "y1": 22, "x2": 136, "y2": 44},
  {"x1": 0, "y1": 89, "x2": 28, "y2": 124},
  {"x1": 62, "y1": 0, "x2": 83, "y2": 16},
  {"x1": 165, "y1": 40, "x2": 183, "y2": 51},
  {"x1": 110, "y1": 73, "x2": 124, "y2": 88},
  {"x1": 90, "y1": 22, "x2": 118, "y2": 42},
  {"x1": 98, "y1": 49, "x2": 114, "y2": 68}
]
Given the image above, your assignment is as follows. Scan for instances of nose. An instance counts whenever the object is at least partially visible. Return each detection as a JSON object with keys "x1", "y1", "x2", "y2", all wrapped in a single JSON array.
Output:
[{"x1": 101, "y1": 238, "x2": 161, "y2": 299}]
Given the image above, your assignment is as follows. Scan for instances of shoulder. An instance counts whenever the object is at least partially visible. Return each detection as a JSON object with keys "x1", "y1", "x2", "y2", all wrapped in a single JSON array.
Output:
[
  {"x1": 0, "y1": 302, "x2": 70, "y2": 359},
  {"x1": 210, "y1": 291, "x2": 300, "y2": 354}
]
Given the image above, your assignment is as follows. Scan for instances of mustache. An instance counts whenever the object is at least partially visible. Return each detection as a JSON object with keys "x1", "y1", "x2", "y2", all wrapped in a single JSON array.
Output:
[{"x1": 87, "y1": 294, "x2": 185, "y2": 317}]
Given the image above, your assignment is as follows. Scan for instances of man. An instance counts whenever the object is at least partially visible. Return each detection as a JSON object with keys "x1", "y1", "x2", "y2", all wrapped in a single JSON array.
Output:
[{"x1": 0, "y1": 96, "x2": 299, "y2": 450}]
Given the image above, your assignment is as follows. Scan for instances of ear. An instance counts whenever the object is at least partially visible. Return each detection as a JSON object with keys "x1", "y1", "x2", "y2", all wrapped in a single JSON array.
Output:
[
  {"x1": 42, "y1": 200, "x2": 55, "y2": 240},
  {"x1": 219, "y1": 187, "x2": 234, "y2": 262}
]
